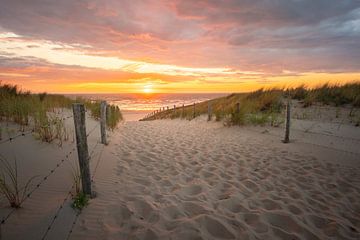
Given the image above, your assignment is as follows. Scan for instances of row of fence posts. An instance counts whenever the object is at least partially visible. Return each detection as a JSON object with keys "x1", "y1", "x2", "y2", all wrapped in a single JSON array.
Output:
[
  {"x1": 145, "y1": 100, "x2": 291, "y2": 143},
  {"x1": 0, "y1": 101, "x2": 108, "y2": 240},
  {"x1": 73, "y1": 101, "x2": 108, "y2": 197}
]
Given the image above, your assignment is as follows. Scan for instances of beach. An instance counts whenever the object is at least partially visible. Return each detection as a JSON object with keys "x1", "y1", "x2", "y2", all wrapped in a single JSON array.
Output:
[{"x1": 1, "y1": 111, "x2": 359, "y2": 240}]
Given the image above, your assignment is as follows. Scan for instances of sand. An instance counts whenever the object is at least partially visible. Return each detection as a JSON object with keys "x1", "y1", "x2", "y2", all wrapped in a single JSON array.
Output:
[{"x1": 1, "y1": 110, "x2": 360, "y2": 239}]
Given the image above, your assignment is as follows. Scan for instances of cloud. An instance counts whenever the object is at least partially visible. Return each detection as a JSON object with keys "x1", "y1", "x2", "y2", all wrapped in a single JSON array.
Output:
[{"x1": 0, "y1": 0, "x2": 359, "y2": 80}]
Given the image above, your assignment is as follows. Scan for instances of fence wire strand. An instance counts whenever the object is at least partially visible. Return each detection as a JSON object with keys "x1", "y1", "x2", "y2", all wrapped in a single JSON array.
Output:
[
  {"x1": 0, "y1": 130, "x2": 34, "y2": 145},
  {"x1": 0, "y1": 109, "x2": 108, "y2": 240},
  {"x1": 65, "y1": 210, "x2": 81, "y2": 240},
  {"x1": 0, "y1": 147, "x2": 76, "y2": 225},
  {"x1": 86, "y1": 124, "x2": 99, "y2": 138},
  {"x1": 40, "y1": 182, "x2": 76, "y2": 240}
]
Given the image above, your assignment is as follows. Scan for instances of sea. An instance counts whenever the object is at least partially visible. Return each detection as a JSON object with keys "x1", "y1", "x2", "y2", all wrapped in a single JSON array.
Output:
[{"x1": 67, "y1": 93, "x2": 228, "y2": 121}]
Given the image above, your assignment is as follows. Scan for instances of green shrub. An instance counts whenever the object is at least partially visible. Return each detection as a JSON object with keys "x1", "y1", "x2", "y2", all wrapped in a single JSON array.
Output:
[{"x1": 72, "y1": 192, "x2": 89, "y2": 210}]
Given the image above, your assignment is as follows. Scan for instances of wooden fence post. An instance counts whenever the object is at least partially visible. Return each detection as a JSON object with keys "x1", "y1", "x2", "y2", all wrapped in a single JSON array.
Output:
[
  {"x1": 208, "y1": 101, "x2": 212, "y2": 121},
  {"x1": 73, "y1": 103, "x2": 92, "y2": 196},
  {"x1": 283, "y1": 100, "x2": 291, "y2": 143},
  {"x1": 236, "y1": 102, "x2": 240, "y2": 114},
  {"x1": 100, "y1": 101, "x2": 107, "y2": 145},
  {"x1": 193, "y1": 103, "x2": 196, "y2": 119}
]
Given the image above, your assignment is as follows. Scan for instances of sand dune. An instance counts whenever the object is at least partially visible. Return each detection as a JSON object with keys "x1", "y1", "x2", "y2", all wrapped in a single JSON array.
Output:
[{"x1": 1, "y1": 115, "x2": 360, "y2": 239}]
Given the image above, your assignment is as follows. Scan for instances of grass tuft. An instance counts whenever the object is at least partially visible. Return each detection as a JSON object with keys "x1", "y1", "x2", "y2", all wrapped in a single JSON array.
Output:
[{"x1": 0, "y1": 155, "x2": 37, "y2": 208}]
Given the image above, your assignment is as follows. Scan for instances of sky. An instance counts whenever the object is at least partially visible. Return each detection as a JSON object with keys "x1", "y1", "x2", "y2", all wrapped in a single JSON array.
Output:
[{"x1": 0, "y1": 0, "x2": 359, "y2": 93}]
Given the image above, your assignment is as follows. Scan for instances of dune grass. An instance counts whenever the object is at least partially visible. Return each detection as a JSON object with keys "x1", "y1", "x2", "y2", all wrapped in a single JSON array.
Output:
[
  {"x1": 0, "y1": 154, "x2": 38, "y2": 208},
  {"x1": 0, "y1": 83, "x2": 123, "y2": 141},
  {"x1": 84, "y1": 101, "x2": 123, "y2": 130},
  {"x1": 143, "y1": 82, "x2": 360, "y2": 126}
]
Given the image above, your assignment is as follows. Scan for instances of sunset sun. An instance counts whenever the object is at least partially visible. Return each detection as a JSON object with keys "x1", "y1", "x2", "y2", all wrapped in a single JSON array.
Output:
[{"x1": 143, "y1": 84, "x2": 153, "y2": 93}]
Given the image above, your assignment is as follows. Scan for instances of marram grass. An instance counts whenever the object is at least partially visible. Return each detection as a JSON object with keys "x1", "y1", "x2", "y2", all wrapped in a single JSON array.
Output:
[
  {"x1": 143, "y1": 82, "x2": 360, "y2": 126},
  {"x1": 0, "y1": 83, "x2": 123, "y2": 142}
]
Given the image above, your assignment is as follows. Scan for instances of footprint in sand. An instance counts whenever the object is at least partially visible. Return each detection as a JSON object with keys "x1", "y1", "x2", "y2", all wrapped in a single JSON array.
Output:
[
  {"x1": 220, "y1": 197, "x2": 249, "y2": 214},
  {"x1": 242, "y1": 213, "x2": 269, "y2": 234},
  {"x1": 163, "y1": 205, "x2": 187, "y2": 220},
  {"x1": 260, "y1": 198, "x2": 282, "y2": 211},
  {"x1": 129, "y1": 199, "x2": 159, "y2": 223},
  {"x1": 264, "y1": 212, "x2": 320, "y2": 239},
  {"x1": 242, "y1": 180, "x2": 260, "y2": 193},
  {"x1": 183, "y1": 202, "x2": 209, "y2": 217},
  {"x1": 179, "y1": 184, "x2": 203, "y2": 196},
  {"x1": 197, "y1": 215, "x2": 235, "y2": 239}
]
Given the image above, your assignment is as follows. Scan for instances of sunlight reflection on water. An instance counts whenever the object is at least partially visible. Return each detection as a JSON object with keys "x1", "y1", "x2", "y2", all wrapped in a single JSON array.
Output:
[{"x1": 67, "y1": 93, "x2": 227, "y2": 121}]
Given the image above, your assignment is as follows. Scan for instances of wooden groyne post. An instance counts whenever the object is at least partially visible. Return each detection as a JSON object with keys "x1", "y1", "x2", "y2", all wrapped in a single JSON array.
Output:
[
  {"x1": 100, "y1": 101, "x2": 107, "y2": 145},
  {"x1": 73, "y1": 103, "x2": 92, "y2": 196},
  {"x1": 208, "y1": 102, "x2": 212, "y2": 121},
  {"x1": 193, "y1": 103, "x2": 196, "y2": 119},
  {"x1": 283, "y1": 100, "x2": 291, "y2": 143}
]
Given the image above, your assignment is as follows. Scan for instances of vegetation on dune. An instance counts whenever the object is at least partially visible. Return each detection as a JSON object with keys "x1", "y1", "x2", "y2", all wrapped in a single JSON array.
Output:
[
  {"x1": 69, "y1": 162, "x2": 89, "y2": 211},
  {"x1": 0, "y1": 155, "x2": 38, "y2": 208},
  {"x1": 72, "y1": 192, "x2": 89, "y2": 210},
  {"x1": 0, "y1": 83, "x2": 123, "y2": 142},
  {"x1": 143, "y1": 82, "x2": 360, "y2": 126},
  {"x1": 290, "y1": 83, "x2": 360, "y2": 107},
  {"x1": 85, "y1": 101, "x2": 123, "y2": 130},
  {"x1": 106, "y1": 105, "x2": 123, "y2": 130}
]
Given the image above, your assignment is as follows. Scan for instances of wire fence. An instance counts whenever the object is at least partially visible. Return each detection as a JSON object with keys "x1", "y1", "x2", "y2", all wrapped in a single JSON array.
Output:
[
  {"x1": 40, "y1": 182, "x2": 76, "y2": 240},
  {"x1": 0, "y1": 130, "x2": 34, "y2": 145},
  {"x1": 0, "y1": 104, "x2": 109, "y2": 240},
  {"x1": 0, "y1": 147, "x2": 76, "y2": 225},
  {"x1": 0, "y1": 113, "x2": 75, "y2": 145}
]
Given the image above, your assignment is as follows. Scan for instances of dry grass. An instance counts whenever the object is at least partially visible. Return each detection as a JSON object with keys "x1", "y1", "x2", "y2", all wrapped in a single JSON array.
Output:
[
  {"x1": 0, "y1": 155, "x2": 37, "y2": 208},
  {"x1": 142, "y1": 82, "x2": 360, "y2": 126},
  {"x1": 0, "y1": 83, "x2": 123, "y2": 140}
]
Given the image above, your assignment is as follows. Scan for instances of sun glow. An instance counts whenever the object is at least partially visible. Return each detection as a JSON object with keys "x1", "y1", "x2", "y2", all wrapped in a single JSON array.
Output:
[{"x1": 143, "y1": 84, "x2": 153, "y2": 93}]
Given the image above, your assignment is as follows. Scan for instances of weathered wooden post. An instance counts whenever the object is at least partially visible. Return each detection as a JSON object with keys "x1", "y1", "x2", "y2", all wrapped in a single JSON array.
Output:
[
  {"x1": 193, "y1": 103, "x2": 196, "y2": 119},
  {"x1": 208, "y1": 101, "x2": 212, "y2": 121},
  {"x1": 73, "y1": 103, "x2": 92, "y2": 196},
  {"x1": 100, "y1": 101, "x2": 107, "y2": 145},
  {"x1": 173, "y1": 105, "x2": 176, "y2": 113},
  {"x1": 283, "y1": 100, "x2": 291, "y2": 143},
  {"x1": 182, "y1": 104, "x2": 185, "y2": 117},
  {"x1": 236, "y1": 102, "x2": 240, "y2": 114},
  {"x1": 167, "y1": 106, "x2": 169, "y2": 110}
]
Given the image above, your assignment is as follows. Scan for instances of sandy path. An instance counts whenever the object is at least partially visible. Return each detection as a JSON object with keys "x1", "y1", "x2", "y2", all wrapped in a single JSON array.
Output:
[{"x1": 70, "y1": 119, "x2": 360, "y2": 240}]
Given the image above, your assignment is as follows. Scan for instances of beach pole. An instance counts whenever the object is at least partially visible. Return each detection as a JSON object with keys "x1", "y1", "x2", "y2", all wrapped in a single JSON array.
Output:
[
  {"x1": 174, "y1": 105, "x2": 176, "y2": 113},
  {"x1": 236, "y1": 102, "x2": 240, "y2": 114},
  {"x1": 73, "y1": 103, "x2": 92, "y2": 196},
  {"x1": 100, "y1": 101, "x2": 107, "y2": 145},
  {"x1": 182, "y1": 104, "x2": 185, "y2": 117},
  {"x1": 193, "y1": 103, "x2": 196, "y2": 119},
  {"x1": 283, "y1": 100, "x2": 291, "y2": 143},
  {"x1": 208, "y1": 101, "x2": 212, "y2": 121},
  {"x1": 167, "y1": 106, "x2": 169, "y2": 110}
]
